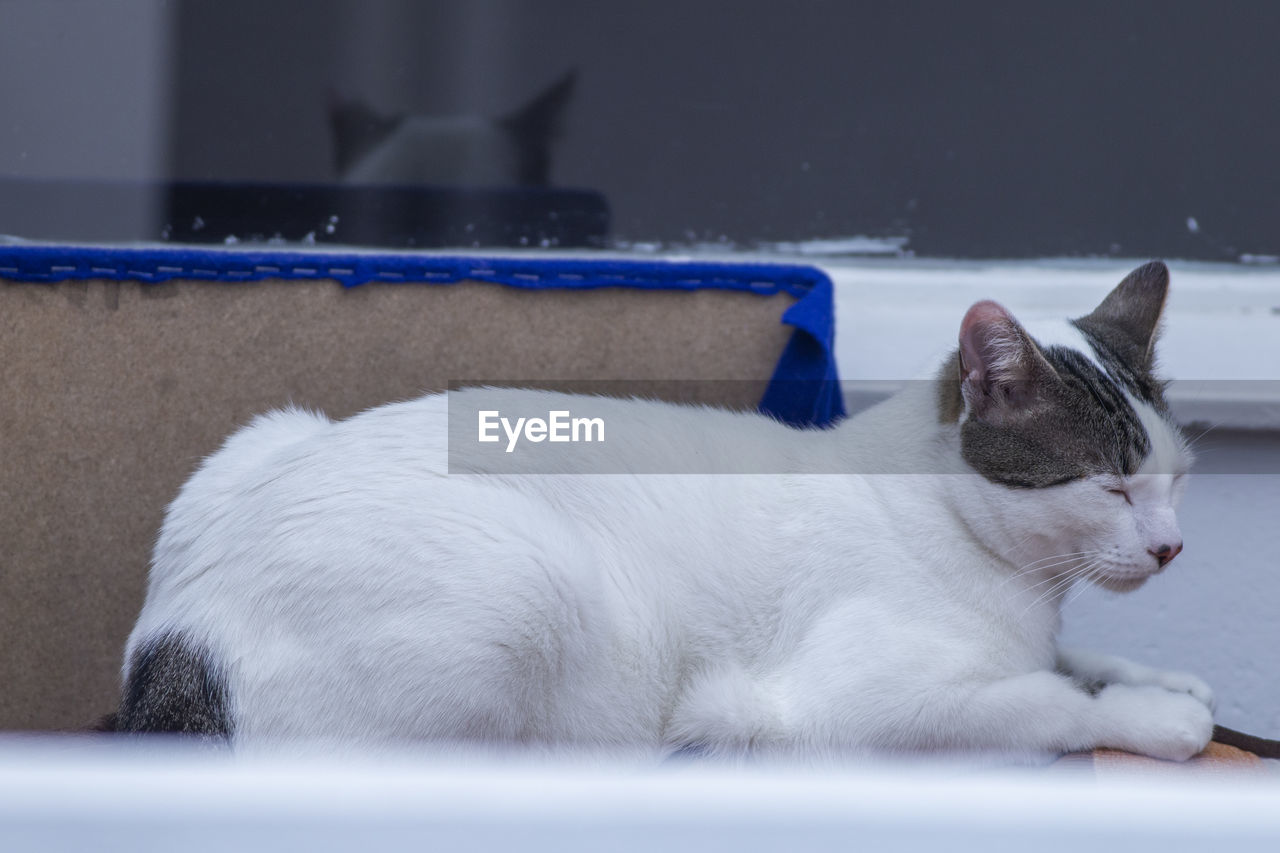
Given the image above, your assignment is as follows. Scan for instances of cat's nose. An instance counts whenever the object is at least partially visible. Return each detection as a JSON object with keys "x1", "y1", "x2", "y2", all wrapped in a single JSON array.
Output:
[{"x1": 1150, "y1": 542, "x2": 1182, "y2": 568}]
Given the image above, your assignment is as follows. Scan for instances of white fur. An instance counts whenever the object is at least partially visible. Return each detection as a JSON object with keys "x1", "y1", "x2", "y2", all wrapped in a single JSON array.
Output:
[
  {"x1": 124, "y1": 338, "x2": 1211, "y2": 763},
  {"x1": 1022, "y1": 318, "x2": 1100, "y2": 366}
]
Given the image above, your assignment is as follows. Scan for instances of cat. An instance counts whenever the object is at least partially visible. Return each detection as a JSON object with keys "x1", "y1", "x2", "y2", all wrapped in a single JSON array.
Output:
[
  {"x1": 115, "y1": 260, "x2": 1215, "y2": 763},
  {"x1": 329, "y1": 70, "x2": 576, "y2": 186}
]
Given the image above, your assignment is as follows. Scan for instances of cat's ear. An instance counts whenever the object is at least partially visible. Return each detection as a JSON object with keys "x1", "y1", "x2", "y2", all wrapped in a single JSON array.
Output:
[
  {"x1": 1076, "y1": 260, "x2": 1169, "y2": 371},
  {"x1": 328, "y1": 92, "x2": 402, "y2": 176},
  {"x1": 957, "y1": 300, "x2": 1058, "y2": 423},
  {"x1": 500, "y1": 69, "x2": 577, "y2": 185}
]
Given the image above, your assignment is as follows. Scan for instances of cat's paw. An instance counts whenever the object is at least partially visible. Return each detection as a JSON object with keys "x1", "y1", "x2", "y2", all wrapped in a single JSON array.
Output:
[
  {"x1": 1149, "y1": 669, "x2": 1215, "y2": 710},
  {"x1": 1096, "y1": 684, "x2": 1214, "y2": 762}
]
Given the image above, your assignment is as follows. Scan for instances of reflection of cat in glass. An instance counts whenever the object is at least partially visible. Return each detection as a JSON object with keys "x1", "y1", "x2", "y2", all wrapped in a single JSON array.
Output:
[{"x1": 329, "y1": 71, "x2": 576, "y2": 187}]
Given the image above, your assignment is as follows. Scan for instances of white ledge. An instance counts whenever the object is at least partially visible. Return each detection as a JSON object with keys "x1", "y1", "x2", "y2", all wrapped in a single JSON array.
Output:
[{"x1": 824, "y1": 259, "x2": 1280, "y2": 430}]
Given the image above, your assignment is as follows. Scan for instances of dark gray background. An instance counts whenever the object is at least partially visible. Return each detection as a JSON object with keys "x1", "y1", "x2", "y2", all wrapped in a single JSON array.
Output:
[{"x1": 4, "y1": 0, "x2": 1279, "y2": 258}]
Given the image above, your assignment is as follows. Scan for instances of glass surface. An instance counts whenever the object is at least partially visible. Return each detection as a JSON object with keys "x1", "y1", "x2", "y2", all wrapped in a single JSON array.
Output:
[{"x1": 2, "y1": 0, "x2": 1278, "y2": 259}]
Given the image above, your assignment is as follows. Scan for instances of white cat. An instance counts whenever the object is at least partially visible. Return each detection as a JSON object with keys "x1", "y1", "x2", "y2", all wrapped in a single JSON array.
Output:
[{"x1": 117, "y1": 261, "x2": 1214, "y2": 762}]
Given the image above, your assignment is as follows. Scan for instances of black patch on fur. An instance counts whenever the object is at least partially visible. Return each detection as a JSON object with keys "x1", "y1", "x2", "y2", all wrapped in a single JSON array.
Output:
[{"x1": 118, "y1": 633, "x2": 231, "y2": 739}]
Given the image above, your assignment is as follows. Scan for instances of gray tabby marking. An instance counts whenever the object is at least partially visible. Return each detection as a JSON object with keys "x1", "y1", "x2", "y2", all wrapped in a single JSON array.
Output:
[{"x1": 938, "y1": 261, "x2": 1177, "y2": 488}]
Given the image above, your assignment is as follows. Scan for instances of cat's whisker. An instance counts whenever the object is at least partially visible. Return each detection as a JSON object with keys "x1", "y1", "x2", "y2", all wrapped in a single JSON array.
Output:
[
  {"x1": 1035, "y1": 567, "x2": 1088, "y2": 604},
  {"x1": 1009, "y1": 567, "x2": 1088, "y2": 600},
  {"x1": 1004, "y1": 557, "x2": 1105, "y2": 624},
  {"x1": 1017, "y1": 575, "x2": 1075, "y2": 620},
  {"x1": 1180, "y1": 420, "x2": 1225, "y2": 467},
  {"x1": 1059, "y1": 560, "x2": 1122, "y2": 612},
  {"x1": 1014, "y1": 550, "x2": 1096, "y2": 572},
  {"x1": 1182, "y1": 421, "x2": 1220, "y2": 452},
  {"x1": 1060, "y1": 571, "x2": 1100, "y2": 611},
  {"x1": 998, "y1": 551, "x2": 1097, "y2": 586},
  {"x1": 1018, "y1": 560, "x2": 1103, "y2": 620},
  {"x1": 998, "y1": 551, "x2": 1100, "y2": 592},
  {"x1": 1018, "y1": 564, "x2": 1093, "y2": 596},
  {"x1": 1180, "y1": 443, "x2": 1225, "y2": 461}
]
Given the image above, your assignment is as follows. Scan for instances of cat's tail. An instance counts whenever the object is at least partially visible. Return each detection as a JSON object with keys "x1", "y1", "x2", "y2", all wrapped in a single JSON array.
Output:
[{"x1": 114, "y1": 632, "x2": 232, "y2": 741}]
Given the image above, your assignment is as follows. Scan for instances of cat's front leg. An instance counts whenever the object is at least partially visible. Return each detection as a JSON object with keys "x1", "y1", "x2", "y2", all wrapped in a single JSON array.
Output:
[
  {"x1": 1056, "y1": 647, "x2": 1214, "y2": 710},
  {"x1": 924, "y1": 671, "x2": 1214, "y2": 761}
]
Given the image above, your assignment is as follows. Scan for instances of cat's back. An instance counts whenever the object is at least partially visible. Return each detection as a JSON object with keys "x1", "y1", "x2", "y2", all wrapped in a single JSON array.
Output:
[
  {"x1": 166, "y1": 395, "x2": 450, "y2": 516},
  {"x1": 139, "y1": 388, "x2": 822, "y2": 649},
  {"x1": 146, "y1": 388, "x2": 763, "y2": 597},
  {"x1": 146, "y1": 396, "x2": 453, "y2": 593}
]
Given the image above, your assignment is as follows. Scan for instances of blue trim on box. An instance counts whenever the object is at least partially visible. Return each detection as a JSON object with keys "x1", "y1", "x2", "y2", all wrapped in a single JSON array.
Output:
[{"x1": 0, "y1": 245, "x2": 845, "y2": 427}]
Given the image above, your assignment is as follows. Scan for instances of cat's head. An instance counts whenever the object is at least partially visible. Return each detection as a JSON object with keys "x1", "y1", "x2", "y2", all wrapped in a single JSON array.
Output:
[
  {"x1": 940, "y1": 261, "x2": 1191, "y2": 592},
  {"x1": 329, "y1": 70, "x2": 576, "y2": 185}
]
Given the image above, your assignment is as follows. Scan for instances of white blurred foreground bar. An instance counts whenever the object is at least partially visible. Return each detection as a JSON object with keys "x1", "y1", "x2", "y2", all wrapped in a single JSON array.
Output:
[{"x1": 0, "y1": 739, "x2": 1277, "y2": 852}]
